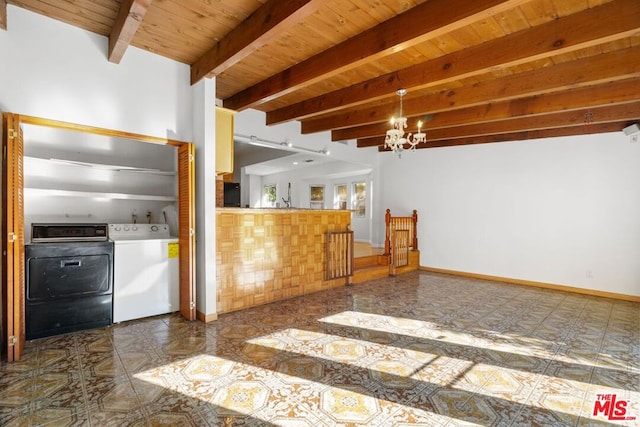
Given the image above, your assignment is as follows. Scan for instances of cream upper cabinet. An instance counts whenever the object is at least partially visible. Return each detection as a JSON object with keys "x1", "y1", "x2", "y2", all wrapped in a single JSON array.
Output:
[{"x1": 216, "y1": 106, "x2": 236, "y2": 175}]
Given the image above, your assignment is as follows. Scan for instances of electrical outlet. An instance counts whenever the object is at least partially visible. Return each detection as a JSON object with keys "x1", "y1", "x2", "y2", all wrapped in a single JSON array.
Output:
[
  {"x1": 630, "y1": 133, "x2": 639, "y2": 143},
  {"x1": 586, "y1": 270, "x2": 593, "y2": 279}
]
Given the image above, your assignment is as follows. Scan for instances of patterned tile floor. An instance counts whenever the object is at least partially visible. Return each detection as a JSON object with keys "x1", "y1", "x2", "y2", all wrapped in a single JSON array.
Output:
[{"x1": 1, "y1": 271, "x2": 639, "y2": 426}]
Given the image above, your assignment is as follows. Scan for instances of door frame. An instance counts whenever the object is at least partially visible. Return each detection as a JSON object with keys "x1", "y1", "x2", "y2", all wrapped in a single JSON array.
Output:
[{"x1": 1, "y1": 114, "x2": 197, "y2": 361}]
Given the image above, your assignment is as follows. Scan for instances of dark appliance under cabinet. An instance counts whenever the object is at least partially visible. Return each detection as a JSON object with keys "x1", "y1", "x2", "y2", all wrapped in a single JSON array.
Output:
[
  {"x1": 223, "y1": 182, "x2": 241, "y2": 207},
  {"x1": 25, "y1": 224, "x2": 114, "y2": 340}
]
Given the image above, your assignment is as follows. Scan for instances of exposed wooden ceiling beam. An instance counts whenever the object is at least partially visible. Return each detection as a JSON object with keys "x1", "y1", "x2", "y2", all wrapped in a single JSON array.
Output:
[
  {"x1": 333, "y1": 79, "x2": 640, "y2": 141},
  {"x1": 190, "y1": 0, "x2": 323, "y2": 85},
  {"x1": 0, "y1": 0, "x2": 7, "y2": 31},
  {"x1": 356, "y1": 102, "x2": 639, "y2": 148},
  {"x1": 365, "y1": 122, "x2": 628, "y2": 151},
  {"x1": 108, "y1": 0, "x2": 152, "y2": 64},
  {"x1": 224, "y1": 0, "x2": 530, "y2": 111},
  {"x1": 425, "y1": 102, "x2": 640, "y2": 140},
  {"x1": 267, "y1": 0, "x2": 640, "y2": 126},
  {"x1": 303, "y1": 45, "x2": 640, "y2": 134}
]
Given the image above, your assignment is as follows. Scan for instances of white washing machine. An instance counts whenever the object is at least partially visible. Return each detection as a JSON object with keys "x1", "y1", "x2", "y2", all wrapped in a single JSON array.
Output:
[{"x1": 109, "y1": 224, "x2": 179, "y2": 323}]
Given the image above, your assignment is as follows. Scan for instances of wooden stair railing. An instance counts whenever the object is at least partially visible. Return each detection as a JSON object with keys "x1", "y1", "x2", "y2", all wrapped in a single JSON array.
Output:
[
  {"x1": 341, "y1": 209, "x2": 419, "y2": 284},
  {"x1": 384, "y1": 209, "x2": 418, "y2": 276},
  {"x1": 325, "y1": 229, "x2": 354, "y2": 282},
  {"x1": 384, "y1": 209, "x2": 418, "y2": 255},
  {"x1": 389, "y1": 228, "x2": 410, "y2": 275}
]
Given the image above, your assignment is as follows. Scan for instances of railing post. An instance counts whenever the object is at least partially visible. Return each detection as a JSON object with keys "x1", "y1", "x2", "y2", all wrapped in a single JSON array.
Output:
[
  {"x1": 412, "y1": 209, "x2": 418, "y2": 250},
  {"x1": 384, "y1": 208, "x2": 391, "y2": 256}
]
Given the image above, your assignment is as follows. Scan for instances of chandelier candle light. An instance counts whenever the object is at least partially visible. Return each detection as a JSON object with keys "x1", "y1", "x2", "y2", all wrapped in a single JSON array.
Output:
[{"x1": 384, "y1": 89, "x2": 426, "y2": 157}]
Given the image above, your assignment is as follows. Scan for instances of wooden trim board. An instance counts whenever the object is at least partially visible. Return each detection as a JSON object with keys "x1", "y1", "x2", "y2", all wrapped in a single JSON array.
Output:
[
  {"x1": 17, "y1": 115, "x2": 187, "y2": 147},
  {"x1": 196, "y1": 310, "x2": 218, "y2": 323},
  {"x1": 420, "y1": 266, "x2": 640, "y2": 303}
]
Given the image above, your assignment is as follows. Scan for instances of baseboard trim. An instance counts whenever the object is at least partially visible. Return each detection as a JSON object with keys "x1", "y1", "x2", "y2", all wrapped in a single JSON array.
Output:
[
  {"x1": 196, "y1": 310, "x2": 218, "y2": 323},
  {"x1": 420, "y1": 266, "x2": 640, "y2": 303}
]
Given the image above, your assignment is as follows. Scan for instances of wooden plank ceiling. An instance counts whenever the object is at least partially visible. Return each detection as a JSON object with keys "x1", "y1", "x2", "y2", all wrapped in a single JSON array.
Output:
[{"x1": 5, "y1": 0, "x2": 640, "y2": 150}]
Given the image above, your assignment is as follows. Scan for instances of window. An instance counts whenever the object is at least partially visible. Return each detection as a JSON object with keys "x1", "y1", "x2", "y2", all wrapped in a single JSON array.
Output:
[
  {"x1": 353, "y1": 182, "x2": 366, "y2": 218},
  {"x1": 263, "y1": 184, "x2": 277, "y2": 208},
  {"x1": 334, "y1": 184, "x2": 347, "y2": 210},
  {"x1": 310, "y1": 185, "x2": 324, "y2": 209}
]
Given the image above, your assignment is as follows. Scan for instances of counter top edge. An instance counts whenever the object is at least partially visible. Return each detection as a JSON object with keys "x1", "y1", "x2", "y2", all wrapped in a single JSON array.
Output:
[{"x1": 216, "y1": 208, "x2": 352, "y2": 213}]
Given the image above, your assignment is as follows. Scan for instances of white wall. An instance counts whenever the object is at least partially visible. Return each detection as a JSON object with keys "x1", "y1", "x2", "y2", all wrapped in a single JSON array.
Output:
[
  {"x1": 1, "y1": 6, "x2": 218, "y2": 316},
  {"x1": 380, "y1": 133, "x2": 640, "y2": 297},
  {"x1": 0, "y1": 6, "x2": 191, "y2": 139},
  {"x1": 191, "y1": 78, "x2": 217, "y2": 317}
]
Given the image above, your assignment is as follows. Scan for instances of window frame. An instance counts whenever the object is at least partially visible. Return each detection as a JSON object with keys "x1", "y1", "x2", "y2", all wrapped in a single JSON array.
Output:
[
  {"x1": 263, "y1": 184, "x2": 277, "y2": 208},
  {"x1": 352, "y1": 181, "x2": 366, "y2": 218},
  {"x1": 309, "y1": 184, "x2": 325, "y2": 209}
]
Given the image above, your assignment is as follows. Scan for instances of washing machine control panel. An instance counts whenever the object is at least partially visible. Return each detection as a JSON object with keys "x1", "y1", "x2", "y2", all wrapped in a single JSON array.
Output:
[{"x1": 109, "y1": 224, "x2": 171, "y2": 240}]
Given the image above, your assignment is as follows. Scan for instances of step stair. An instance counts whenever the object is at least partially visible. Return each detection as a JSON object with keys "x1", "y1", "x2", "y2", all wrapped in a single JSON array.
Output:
[
  {"x1": 350, "y1": 250, "x2": 421, "y2": 284},
  {"x1": 352, "y1": 254, "x2": 389, "y2": 284}
]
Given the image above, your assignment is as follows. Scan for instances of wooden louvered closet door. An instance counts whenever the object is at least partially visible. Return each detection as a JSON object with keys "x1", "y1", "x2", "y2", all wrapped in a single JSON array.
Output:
[
  {"x1": 178, "y1": 143, "x2": 196, "y2": 320},
  {"x1": 2, "y1": 113, "x2": 25, "y2": 361}
]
